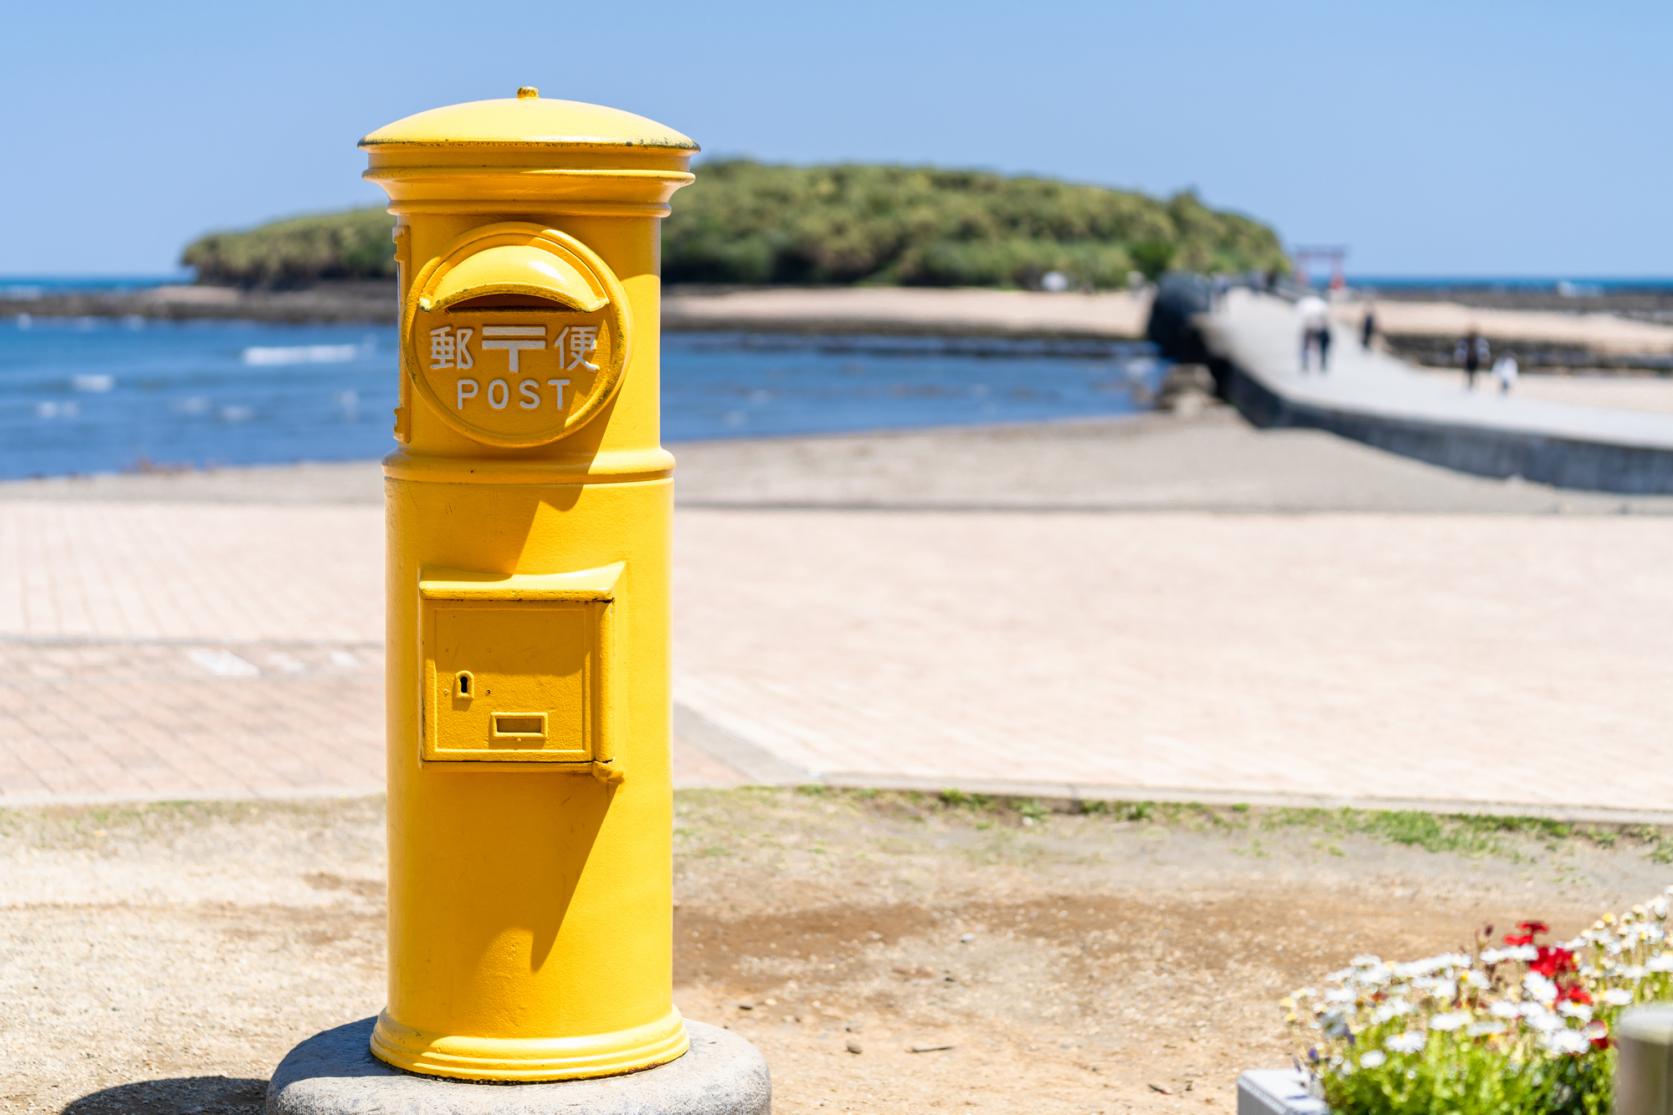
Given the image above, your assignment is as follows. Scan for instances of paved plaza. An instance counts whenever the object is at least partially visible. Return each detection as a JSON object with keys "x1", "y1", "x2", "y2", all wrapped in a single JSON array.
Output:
[{"x1": 3, "y1": 415, "x2": 1671, "y2": 820}]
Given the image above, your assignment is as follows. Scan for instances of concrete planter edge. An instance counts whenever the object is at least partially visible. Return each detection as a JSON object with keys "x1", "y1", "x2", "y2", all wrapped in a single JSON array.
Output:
[{"x1": 1237, "y1": 1068, "x2": 1328, "y2": 1115}]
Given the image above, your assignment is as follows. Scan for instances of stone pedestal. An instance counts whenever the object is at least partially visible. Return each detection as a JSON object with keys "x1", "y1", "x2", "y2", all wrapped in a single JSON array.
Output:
[{"x1": 267, "y1": 1019, "x2": 770, "y2": 1114}]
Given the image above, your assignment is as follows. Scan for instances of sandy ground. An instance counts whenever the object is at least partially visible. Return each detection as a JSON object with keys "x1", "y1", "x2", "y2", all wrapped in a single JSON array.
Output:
[
  {"x1": 4, "y1": 791, "x2": 1669, "y2": 1115},
  {"x1": 1332, "y1": 298, "x2": 1673, "y2": 353},
  {"x1": 10, "y1": 408, "x2": 1671, "y2": 514},
  {"x1": 663, "y1": 287, "x2": 1152, "y2": 339},
  {"x1": 1413, "y1": 368, "x2": 1673, "y2": 415}
]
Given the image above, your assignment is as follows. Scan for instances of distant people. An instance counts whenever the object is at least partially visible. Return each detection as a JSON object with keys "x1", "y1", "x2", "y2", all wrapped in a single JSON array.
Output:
[
  {"x1": 1211, "y1": 273, "x2": 1230, "y2": 310},
  {"x1": 1361, "y1": 305, "x2": 1377, "y2": 350},
  {"x1": 1493, "y1": 349, "x2": 1519, "y2": 395},
  {"x1": 1456, "y1": 329, "x2": 1490, "y2": 390},
  {"x1": 1297, "y1": 293, "x2": 1332, "y2": 372}
]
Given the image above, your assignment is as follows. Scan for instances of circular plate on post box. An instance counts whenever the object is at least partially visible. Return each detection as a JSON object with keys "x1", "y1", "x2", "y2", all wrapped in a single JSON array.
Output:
[{"x1": 404, "y1": 223, "x2": 632, "y2": 447}]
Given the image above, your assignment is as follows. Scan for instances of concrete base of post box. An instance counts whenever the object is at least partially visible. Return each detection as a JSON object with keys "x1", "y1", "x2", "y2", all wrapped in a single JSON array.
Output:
[{"x1": 266, "y1": 1018, "x2": 770, "y2": 1115}]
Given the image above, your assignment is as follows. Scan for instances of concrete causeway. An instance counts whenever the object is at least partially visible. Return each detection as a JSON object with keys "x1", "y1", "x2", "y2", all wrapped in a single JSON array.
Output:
[{"x1": 1198, "y1": 291, "x2": 1673, "y2": 493}]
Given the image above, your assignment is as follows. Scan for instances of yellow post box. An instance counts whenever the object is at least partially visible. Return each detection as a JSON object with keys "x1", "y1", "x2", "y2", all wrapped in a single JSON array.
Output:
[{"x1": 360, "y1": 88, "x2": 696, "y2": 1083}]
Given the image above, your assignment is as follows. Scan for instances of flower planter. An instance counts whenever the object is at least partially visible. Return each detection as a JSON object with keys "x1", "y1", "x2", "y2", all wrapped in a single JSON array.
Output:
[{"x1": 1237, "y1": 1069, "x2": 1327, "y2": 1115}]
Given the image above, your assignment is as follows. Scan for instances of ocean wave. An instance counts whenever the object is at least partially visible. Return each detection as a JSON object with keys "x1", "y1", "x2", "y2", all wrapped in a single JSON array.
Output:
[
  {"x1": 242, "y1": 343, "x2": 362, "y2": 367},
  {"x1": 71, "y1": 373, "x2": 115, "y2": 393},
  {"x1": 218, "y1": 404, "x2": 256, "y2": 423},
  {"x1": 35, "y1": 400, "x2": 80, "y2": 419}
]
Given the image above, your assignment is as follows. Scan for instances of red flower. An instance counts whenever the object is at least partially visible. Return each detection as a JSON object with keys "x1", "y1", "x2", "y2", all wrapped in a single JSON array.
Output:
[
  {"x1": 1532, "y1": 946, "x2": 1578, "y2": 979},
  {"x1": 1518, "y1": 920, "x2": 1551, "y2": 935},
  {"x1": 1557, "y1": 984, "x2": 1592, "y2": 1006},
  {"x1": 1504, "y1": 933, "x2": 1536, "y2": 947}
]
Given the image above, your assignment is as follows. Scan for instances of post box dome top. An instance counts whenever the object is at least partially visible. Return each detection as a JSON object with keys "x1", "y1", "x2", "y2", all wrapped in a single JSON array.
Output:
[{"x1": 360, "y1": 88, "x2": 698, "y2": 153}]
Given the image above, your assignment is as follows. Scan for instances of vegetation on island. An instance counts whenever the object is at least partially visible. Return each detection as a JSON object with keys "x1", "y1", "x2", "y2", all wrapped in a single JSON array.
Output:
[{"x1": 181, "y1": 160, "x2": 1288, "y2": 290}]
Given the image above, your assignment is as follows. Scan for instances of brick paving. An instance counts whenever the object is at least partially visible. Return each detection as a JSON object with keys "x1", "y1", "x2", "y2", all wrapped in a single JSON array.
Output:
[
  {"x1": 3, "y1": 460, "x2": 1672, "y2": 819},
  {"x1": 674, "y1": 509, "x2": 1673, "y2": 820},
  {"x1": 0, "y1": 502, "x2": 746, "y2": 806}
]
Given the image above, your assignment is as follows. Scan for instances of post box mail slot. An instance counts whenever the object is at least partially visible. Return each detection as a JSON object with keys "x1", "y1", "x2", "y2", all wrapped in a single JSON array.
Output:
[
  {"x1": 418, "y1": 564, "x2": 620, "y2": 767},
  {"x1": 405, "y1": 224, "x2": 630, "y2": 449}
]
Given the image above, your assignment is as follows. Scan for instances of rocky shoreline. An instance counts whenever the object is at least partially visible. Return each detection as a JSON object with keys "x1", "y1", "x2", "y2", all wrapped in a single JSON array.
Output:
[
  {"x1": 0, "y1": 281, "x2": 395, "y2": 325},
  {"x1": 9, "y1": 281, "x2": 1673, "y2": 369}
]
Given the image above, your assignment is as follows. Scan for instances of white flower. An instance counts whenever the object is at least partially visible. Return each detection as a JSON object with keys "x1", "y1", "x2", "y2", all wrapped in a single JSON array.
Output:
[
  {"x1": 1359, "y1": 1051, "x2": 1387, "y2": 1069},
  {"x1": 1325, "y1": 987, "x2": 1355, "y2": 1005},
  {"x1": 1385, "y1": 1031, "x2": 1426, "y2": 1054},
  {"x1": 1559, "y1": 1001, "x2": 1593, "y2": 1022},
  {"x1": 1396, "y1": 953, "x2": 1470, "y2": 978},
  {"x1": 1413, "y1": 977, "x2": 1458, "y2": 1001},
  {"x1": 1542, "y1": 1029, "x2": 1590, "y2": 1055},
  {"x1": 1350, "y1": 964, "x2": 1393, "y2": 988},
  {"x1": 1350, "y1": 954, "x2": 1382, "y2": 967},
  {"x1": 1481, "y1": 948, "x2": 1506, "y2": 965},
  {"x1": 1522, "y1": 1008, "x2": 1562, "y2": 1033},
  {"x1": 1525, "y1": 972, "x2": 1559, "y2": 1005},
  {"x1": 1504, "y1": 945, "x2": 1539, "y2": 962},
  {"x1": 1603, "y1": 988, "x2": 1635, "y2": 1007},
  {"x1": 1372, "y1": 999, "x2": 1414, "y2": 1024},
  {"x1": 1489, "y1": 1001, "x2": 1520, "y2": 1020},
  {"x1": 1648, "y1": 953, "x2": 1673, "y2": 973},
  {"x1": 1651, "y1": 897, "x2": 1668, "y2": 919},
  {"x1": 1467, "y1": 1020, "x2": 1507, "y2": 1037},
  {"x1": 1430, "y1": 1011, "x2": 1472, "y2": 1032},
  {"x1": 1460, "y1": 970, "x2": 1489, "y2": 990}
]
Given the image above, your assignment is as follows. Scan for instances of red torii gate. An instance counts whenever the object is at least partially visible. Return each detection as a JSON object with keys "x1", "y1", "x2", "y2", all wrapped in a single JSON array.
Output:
[{"x1": 1292, "y1": 245, "x2": 1348, "y2": 290}]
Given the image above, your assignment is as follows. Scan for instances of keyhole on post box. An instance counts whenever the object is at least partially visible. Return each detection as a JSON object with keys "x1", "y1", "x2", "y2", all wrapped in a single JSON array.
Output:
[{"x1": 455, "y1": 671, "x2": 473, "y2": 700}]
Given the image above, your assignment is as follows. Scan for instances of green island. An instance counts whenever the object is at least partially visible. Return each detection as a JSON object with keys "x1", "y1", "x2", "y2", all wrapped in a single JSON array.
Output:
[{"x1": 181, "y1": 160, "x2": 1287, "y2": 289}]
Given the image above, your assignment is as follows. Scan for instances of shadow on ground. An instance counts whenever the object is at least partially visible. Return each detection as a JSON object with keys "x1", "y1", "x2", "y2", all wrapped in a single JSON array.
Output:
[{"x1": 63, "y1": 1075, "x2": 266, "y2": 1114}]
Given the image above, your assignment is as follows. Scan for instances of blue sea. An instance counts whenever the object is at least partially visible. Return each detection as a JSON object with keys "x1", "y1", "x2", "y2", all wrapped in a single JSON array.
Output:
[
  {"x1": 0, "y1": 293, "x2": 1163, "y2": 480},
  {"x1": 1319, "y1": 275, "x2": 1673, "y2": 295}
]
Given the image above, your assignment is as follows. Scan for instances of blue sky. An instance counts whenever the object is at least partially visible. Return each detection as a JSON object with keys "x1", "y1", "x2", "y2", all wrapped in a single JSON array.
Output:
[{"x1": 3, "y1": 1, "x2": 1666, "y2": 277}]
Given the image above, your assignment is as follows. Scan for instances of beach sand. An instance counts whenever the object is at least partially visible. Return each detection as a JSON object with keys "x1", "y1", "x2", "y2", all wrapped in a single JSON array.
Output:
[
  {"x1": 1414, "y1": 368, "x2": 1673, "y2": 415},
  {"x1": 664, "y1": 285, "x2": 1152, "y2": 338},
  {"x1": 11, "y1": 408, "x2": 1669, "y2": 513},
  {"x1": 1334, "y1": 297, "x2": 1673, "y2": 353}
]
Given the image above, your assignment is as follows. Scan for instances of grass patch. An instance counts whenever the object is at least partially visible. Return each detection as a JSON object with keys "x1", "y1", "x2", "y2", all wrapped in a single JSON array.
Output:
[{"x1": 769, "y1": 787, "x2": 1673, "y2": 860}]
